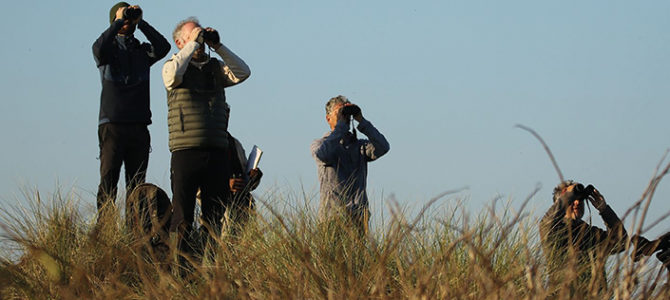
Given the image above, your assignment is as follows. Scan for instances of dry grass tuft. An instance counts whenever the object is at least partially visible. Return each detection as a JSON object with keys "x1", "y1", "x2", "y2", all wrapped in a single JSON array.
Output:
[{"x1": 1, "y1": 184, "x2": 669, "y2": 299}]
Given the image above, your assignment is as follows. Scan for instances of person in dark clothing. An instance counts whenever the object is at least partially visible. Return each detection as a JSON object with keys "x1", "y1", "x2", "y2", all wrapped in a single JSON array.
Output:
[
  {"x1": 92, "y1": 2, "x2": 170, "y2": 215},
  {"x1": 539, "y1": 180, "x2": 628, "y2": 297},
  {"x1": 190, "y1": 135, "x2": 261, "y2": 266},
  {"x1": 162, "y1": 17, "x2": 250, "y2": 262},
  {"x1": 193, "y1": 134, "x2": 262, "y2": 235},
  {"x1": 225, "y1": 134, "x2": 262, "y2": 228}
]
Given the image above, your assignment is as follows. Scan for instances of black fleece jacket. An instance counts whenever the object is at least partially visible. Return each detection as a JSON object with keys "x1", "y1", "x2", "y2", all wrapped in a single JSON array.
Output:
[{"x1": 92, "y1": 19, "x2": 170, "y2": 125}]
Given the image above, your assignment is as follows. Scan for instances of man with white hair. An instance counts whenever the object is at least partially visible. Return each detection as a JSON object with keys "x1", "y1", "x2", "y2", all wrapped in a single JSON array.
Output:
[{"x1": 162, "y1": 17, "x2": 250, "y2": 258}]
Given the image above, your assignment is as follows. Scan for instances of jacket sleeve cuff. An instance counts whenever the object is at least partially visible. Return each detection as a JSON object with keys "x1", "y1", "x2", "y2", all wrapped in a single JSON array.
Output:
[
  {"x1": 110, "y1": 19, "x2": 124, "y2": 30},
  {"x1": 137, "y1": 19, "x2": 148, "y2": 30}
]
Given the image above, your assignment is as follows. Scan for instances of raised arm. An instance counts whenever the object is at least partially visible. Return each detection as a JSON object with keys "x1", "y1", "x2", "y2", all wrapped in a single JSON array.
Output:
[
  {"x1": 597, "y1": 206, "x2": 628, "y2": 253},
  {"x1": 213, "y1": 43, "x2": 251, "y2": 87},
  {"x1": 590, "y1": 188, "x2": 628, "y2": 253},
  {"x1": 162, "y1": 41, "x2": 198, "y2": 90},
  {"x1": 311, "y1": 121, "x2": 349, "y2": 165},
  {"x1": 137, "y1": 20, "x2": 170, "y2": 65},
  {"x1": 92, "y1": 20, "x2": 124, "y2": 67},
  {"x1": 357, "y1": 118, "x2": 390, "y2": 161}
]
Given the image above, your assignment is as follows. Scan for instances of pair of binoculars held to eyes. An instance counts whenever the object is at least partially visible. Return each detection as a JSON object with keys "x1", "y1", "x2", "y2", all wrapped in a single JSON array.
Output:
[{"x1": 341, "y1": 105, "x2": 361, "y2": 117}]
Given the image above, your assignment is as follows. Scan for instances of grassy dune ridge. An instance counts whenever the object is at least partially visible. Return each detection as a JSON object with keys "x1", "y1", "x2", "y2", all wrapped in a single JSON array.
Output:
[{"x1": 0, "y1": 183, "x2": 669, "y2": 299}]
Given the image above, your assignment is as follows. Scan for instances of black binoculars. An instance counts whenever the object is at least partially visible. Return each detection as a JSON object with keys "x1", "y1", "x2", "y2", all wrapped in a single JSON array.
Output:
[
  {"x1": 123, "y1": 7, "x2": 142, "y2": 21},
  {"x1": 572, "y1": 183, "x2": 595, "y2": 201},
  {"x1": 199, "y1": 30, "x2": 220, "y2": 45},
  {"x1": 341, "y1": 105, "x2": 361, "y2": 116}
]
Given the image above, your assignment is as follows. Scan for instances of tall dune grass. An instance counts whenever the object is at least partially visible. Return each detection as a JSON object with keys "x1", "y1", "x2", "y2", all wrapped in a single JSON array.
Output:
[{"x1": 1, "y1": 183, "x2": 669, "y2": 299}]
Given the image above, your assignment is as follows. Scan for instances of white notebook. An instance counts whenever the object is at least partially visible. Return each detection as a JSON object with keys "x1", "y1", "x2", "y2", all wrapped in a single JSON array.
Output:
[{"x1": 246, "y1": 145, "x2": 263, "y2": 172}]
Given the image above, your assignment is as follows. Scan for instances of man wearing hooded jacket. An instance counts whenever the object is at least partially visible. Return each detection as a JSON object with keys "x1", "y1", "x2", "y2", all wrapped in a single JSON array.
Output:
[{"x1": 92, "y1": 2, "x2": 170, "y2": 214}]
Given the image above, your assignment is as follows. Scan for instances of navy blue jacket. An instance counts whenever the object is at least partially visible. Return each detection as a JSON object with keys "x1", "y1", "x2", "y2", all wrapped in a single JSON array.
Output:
[{"x1": 92, "y1": 19, "x2": 170, "y2": 125}]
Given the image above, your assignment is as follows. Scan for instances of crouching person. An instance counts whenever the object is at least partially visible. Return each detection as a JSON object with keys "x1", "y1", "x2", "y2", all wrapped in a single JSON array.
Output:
[{"x1": 540, "y1": 181, "x2": 628, "y2": 297}]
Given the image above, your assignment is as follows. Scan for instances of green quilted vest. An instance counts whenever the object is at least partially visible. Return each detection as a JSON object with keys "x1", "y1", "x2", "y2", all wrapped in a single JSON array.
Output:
[{"x1": 167, "y1": 58, "x2": 230, "y2": 152}]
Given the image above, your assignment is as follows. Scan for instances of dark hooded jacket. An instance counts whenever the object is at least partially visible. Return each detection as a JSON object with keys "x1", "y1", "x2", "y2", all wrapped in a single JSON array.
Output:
[{"x1": 92, "y1": 19, "x2": 170, "y2": 125}]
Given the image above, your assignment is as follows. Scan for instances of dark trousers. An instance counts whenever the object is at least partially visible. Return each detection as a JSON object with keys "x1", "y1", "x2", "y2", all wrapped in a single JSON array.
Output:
[
  {"x1": 170, "y1": 149, "x2": 231, "y2": 247},
  {"x1": 96, "y1": 123, "x2": 150, "y2": 211}
]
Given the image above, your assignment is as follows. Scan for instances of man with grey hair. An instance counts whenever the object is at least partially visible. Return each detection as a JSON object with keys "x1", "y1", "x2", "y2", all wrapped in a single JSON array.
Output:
[
  {"x1": 162, "y1": 17, "x2": 250, "y2": 259},
  {"x1": 311, "y1": 96, "x2": 390, "y2": 234}
]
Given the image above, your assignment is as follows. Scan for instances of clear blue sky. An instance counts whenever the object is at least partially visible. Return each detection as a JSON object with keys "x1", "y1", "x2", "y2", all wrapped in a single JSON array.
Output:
[{"x1": 1, "y1": 1, "x2": 669, "y2": 235}]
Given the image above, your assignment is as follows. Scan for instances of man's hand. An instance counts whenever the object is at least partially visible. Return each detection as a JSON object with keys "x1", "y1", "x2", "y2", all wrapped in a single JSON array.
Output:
[
  {"x1": 229, "y1": 177, "x2": 246, "y2": 193},
  {"x1": 203, "y1": 27, "x2": 222, "y2": 49},
  {"x1": 249, "y1": 168, "x2": 263, "y2": 189},
  {"x1": 115, "y1": 7, "x2": 125, "y2": 21},
  {"x1": 186, "y1": 26, "x2": 203, "y2": 44},
  {"x1": 249, "y1": 168, "x2": 263, "y2": 181},
  {"x1": 588, "y1": 187, "x2": 607, "y2": 210}
]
